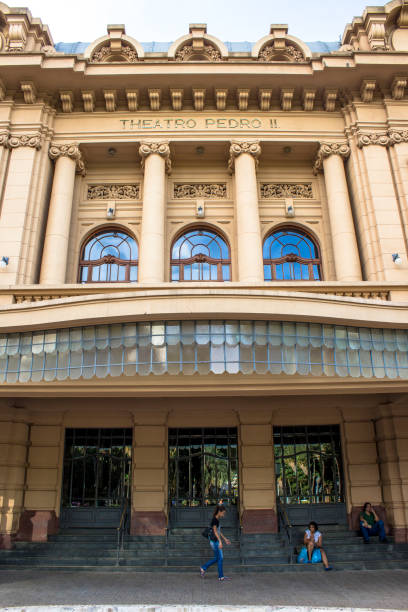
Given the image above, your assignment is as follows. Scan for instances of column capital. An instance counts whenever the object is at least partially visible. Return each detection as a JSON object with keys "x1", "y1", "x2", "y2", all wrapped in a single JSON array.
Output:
[
  {"x1": 357, "y1": 132, "x2": 390, "y2": 148},
  {"x1": 388, "y1": 129, "x2": 408, "y2": 146},
  {"x1": 313, "y1": 141, "x2": 350, "y2": 174},
  {"x1": 0, "y1": 131, "x2": 9, "y2": 148},
  {"x1": 8, "y1": 133, "x2": 42, "y2": 150},
  {"x1": 228, "y1": 139, "x2": 261, "y2": 172},
  {"x1": 139, "y1": 139, "x2": 171, "y2": 173},
  {"x1": 49, "y1": 142, "x2": 86, "y2": 176}
]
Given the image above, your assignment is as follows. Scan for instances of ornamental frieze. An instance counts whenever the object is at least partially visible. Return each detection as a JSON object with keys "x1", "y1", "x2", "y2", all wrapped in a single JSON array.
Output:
[
  {"x1": 313, "y1": 142, "x2": 350, "y2": 173},
  {"x1": 173, "y1": 183, "x2": 227, "y2": 199},
  {"x1": 49, "y1": 143, "x2": 86, "y2": 175},
  {"x1": 0, "y1": 132, "x2": 9, "y2": 148},
  {"x1": 8, "y1": 134, "x2": 42, "y2": 149},
  {"x1": 139, "y1": 140, "x2": 171, "y2": 173},
  {"x1": 260, "y1": 183, "x2": 313, "y2": 199},
  {"x1": 87, "y1": 184, "x2": 140, "y2": 200}
]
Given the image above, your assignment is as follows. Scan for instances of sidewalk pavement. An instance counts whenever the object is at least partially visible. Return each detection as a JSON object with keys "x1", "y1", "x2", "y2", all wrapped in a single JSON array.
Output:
[{"x1": 0, "y1": 570, "x2": 408, "y2": 610}]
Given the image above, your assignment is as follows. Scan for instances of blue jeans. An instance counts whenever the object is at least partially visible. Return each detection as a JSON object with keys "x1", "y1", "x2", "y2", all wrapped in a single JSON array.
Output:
[
  {"x1": 202, "y1": 539, "x2": 224, "y2": 578},
  {"x1": 360, "y1": 519, "x2": 386, "y2": 542}
]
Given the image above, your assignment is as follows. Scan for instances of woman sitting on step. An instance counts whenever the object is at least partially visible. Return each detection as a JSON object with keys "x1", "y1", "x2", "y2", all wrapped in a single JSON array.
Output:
[
  {"x1": 359, "y1": 502, "x2": 387, "y2": 544},
  {"x1": 297, "y1": 521, "x2": 333, "y2": 570}
]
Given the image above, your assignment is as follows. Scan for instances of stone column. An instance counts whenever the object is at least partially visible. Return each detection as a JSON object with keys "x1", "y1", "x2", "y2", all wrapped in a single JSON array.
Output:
[
  {"x1": 0, "y1": 406, "x2": 29, "y2": 549},
  {"x1": 357, "y1": 132, "x2": 407, "y2": 281},
  {"x1": 138, "y1": 140, "x2": 171, "y2": 283},
  {"x1": 374, "y1": 402, "x2": 408, "y2": 543},
  {"x1": 314, "y1": 142, "x2": 362, "y2": 281},
  {"x1": 0, "y1": 133, "x2": 42, "y2": 286},
  {"x1": 40, "y1": 144, "x2": 85, "y2": 285},
  {"x1": 229, "y1": 140, "x2": 264, "y2": 283}
]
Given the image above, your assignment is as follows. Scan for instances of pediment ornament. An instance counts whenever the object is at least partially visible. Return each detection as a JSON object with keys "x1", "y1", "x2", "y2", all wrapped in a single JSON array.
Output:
[
  {"x1": 175, "y1": 42, "x2": 221, "y2": 62},
  {"x1": 259, "y1": 43, "x2": 305, "y2": 62},
  {"x1": 90, "y1": 42, "x2": 138, "y2": 63}
]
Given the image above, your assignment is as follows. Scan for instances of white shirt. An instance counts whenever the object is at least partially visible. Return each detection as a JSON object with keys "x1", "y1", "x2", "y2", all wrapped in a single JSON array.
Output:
[{"x1": 305, "y1": 529, "x2": 321, "y2": 543}]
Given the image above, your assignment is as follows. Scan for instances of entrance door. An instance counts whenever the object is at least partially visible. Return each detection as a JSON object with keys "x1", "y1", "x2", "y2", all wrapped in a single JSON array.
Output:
[
  {"x1": 274, "y1": 425, "x2": 347, "y2": 526},
  {"x1": 168, "y1": 428, "x2": 239, "y2": 527},
  {"x1": 61, "y1": 428, "x2": 132, "y2": 528}
]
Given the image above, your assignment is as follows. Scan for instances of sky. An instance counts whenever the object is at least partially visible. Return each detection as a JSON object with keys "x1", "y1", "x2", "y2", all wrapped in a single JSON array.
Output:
[{"x1": 23, "y1": 0, "x2": 371, "y2": 44}]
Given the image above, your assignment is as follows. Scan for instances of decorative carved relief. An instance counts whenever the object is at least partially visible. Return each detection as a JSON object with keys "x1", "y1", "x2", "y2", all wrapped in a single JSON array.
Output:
[
  {"x1": 87, "y1": 184, "x2": 140, "y2": 200},
  {"x1": 175, "y1": 42, "x2": 221, "y2": 62},
  {"x1": 8, "y1": 134, "x2": 42, "y2": 149},
  {"x1": 49, "y1": 143, "x2": 86, "y2": 175},
  {"x1": 259, "y1": 43, "x2": 305, "y2": 62},
  {"x1": 139, "y1": 140, "x2": 171, "y2": 173},
  {"x1": 90, "y1": 42, "x2": 138, "y2": 63},
  {"x1": 357, "y1": 133, "x2": 390, "y2": 148},
  {"x1": 173, "y1": 183, "x2": 227, "y2": 199},
  {"x1": 313, "y1": 142, "x2": 350, "y2": 173},
  {"x1": 391, "y1": 76, "x2": 407, "y2": 100},
  {"x1": 258, "y1": 89, "x2": 272, "y2": 111},
  {"x1": 228, "y1": 140, "x2": 261, "y2": 172},
  {"x1": 0, "y1": 132, "x2": 9, "y2": 147},
  {"x1": 7, "y1": 23, "x2": 27, "y2": 52},
  {"x1": 388, "y1": 129, "x2": 408, "y2": 145},
  {"x1": 260, "y1": 183, "x2": 313, "y2": 199}
]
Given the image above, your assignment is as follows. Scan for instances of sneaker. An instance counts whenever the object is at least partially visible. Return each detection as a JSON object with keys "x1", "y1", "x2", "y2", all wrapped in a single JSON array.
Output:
[
  {"x1": 325, "y1": 566, "x2": 333, "y2": 571},
  {"x1": 200, "y1": 568, "x2": 205, "y2": 577},
  {"x1": 219, "y1": 576, "x2": 231, "y2": 581}
]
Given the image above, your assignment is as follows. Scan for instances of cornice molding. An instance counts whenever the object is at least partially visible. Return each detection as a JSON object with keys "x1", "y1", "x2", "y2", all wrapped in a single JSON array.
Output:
[
  {"x1": 8, "y1": 133, "x2": 42, "y2": 149},
  {"x1": 228, "y1": 139, "x2": 261, "y2": 172},
  {"x1": 139, "y1": 140, "x2": 171, "y2": 173},
  {"x1": 313, "y1": 141, "x2": 350, "y2": 174},
  {"x1": 49, "y1": 143, "x2": 86, "y2": 175}
]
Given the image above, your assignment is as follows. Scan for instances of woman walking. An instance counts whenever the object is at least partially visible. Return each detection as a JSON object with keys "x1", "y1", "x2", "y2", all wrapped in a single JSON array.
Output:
[{"x1": 200, "y1": 504, "x2": 231, "y2": 581}]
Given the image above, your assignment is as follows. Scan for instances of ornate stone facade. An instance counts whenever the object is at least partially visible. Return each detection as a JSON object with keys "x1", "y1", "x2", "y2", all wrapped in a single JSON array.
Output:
[
  {"x1": 259, "y1": 43, "x2": 305, "y2": 62},
  {"x1": 260, "y1": 183, "x2": 313, "y2": 199},
  {"x1": 87, "y1": 184, "x2": 140, "y2": 200},
  {"x1": 357, "y1": 133, "x2": 390, "y2": 147},
  {"x1": 90, "y1": 43, "x2": 138, "y2": 63},
  {"x1": 173, "y1": 183, "x2": 227, "y2": 199}
]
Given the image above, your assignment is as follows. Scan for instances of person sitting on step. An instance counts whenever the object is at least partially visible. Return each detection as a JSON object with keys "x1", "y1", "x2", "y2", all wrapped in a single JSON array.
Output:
[
  {"x1": 359, "y1": 502, "x2": 387, "y2": 544},
  {"x1": 301, "y1": 521, "x2": 332, "y2": 570}
]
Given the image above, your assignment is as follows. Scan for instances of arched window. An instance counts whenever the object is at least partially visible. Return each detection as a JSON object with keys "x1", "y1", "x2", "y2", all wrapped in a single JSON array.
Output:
[
  {"x1": 79, "y1": 228, "x2": 138, "y2": 283},
  {"x1": 263, "y1": 227, "x2": 322, "y2": 281},
  {"x1": 171, "y1": 227, "x2": 231, "y2": 282}
]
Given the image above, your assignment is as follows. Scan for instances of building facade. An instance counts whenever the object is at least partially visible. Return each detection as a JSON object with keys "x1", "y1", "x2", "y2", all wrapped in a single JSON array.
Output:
[{"x1": 0, "y1": 0, "x2": 408, "y2": 550}]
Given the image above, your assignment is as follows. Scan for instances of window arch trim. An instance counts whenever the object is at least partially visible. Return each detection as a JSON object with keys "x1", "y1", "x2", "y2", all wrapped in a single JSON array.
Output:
[
  {"x1": 262, "y1": 223, "x2": 323, "y2": 281},
  {"x1": 78, "y1": 225, "x2": 139, "y2": 284},
  {"x1": 170, "y1": 224, "x2": 231, "y2": 282}
]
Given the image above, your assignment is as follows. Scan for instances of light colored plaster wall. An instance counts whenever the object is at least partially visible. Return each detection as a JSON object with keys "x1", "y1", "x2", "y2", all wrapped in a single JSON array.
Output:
[
  {"x1": 0, "y1": 405, "x2": 29, "y2": 547},
  {"x1": 375, "y1": 402, "x2": 408, "y2": 541}
]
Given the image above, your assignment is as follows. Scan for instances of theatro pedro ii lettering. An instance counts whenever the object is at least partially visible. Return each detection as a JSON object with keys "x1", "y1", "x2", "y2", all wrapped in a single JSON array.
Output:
[{"x1": 120, "y1": 117, "x2": 279, "y2": 130}]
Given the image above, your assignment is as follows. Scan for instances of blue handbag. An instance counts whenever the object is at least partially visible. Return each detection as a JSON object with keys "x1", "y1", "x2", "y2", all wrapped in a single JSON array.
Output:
[{"x1": 297, "y1": 547, "x2": 309, "y2": 563}]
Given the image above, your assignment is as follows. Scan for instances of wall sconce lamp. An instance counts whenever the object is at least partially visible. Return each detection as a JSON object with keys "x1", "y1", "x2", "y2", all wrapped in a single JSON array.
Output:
[
  {"x1": 392, "y1": 253, "x2": 402, "y2": 266},
  {"x1": 106, "y1": 204, "x2": 116, "y2": 220},
  {"x1": 285, "y1": 198, "x2": 295, "y2": 218},
  {"x1": 0, "y1": 256, "x2": 9, "y2": 269},
  {"x1": 196, "y1": 199, "x2": 205, "y2": 218}
]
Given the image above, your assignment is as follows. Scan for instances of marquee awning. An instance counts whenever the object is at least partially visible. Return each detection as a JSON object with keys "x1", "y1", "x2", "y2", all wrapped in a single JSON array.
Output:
[{"x1": 1, "y1": 320, "x2": 408, "y2": 383}]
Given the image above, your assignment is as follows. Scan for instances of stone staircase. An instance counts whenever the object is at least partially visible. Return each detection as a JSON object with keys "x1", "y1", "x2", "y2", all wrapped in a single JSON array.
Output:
[{"x1": 0, "y1": 525, "x2": 408, "y2": 572}]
